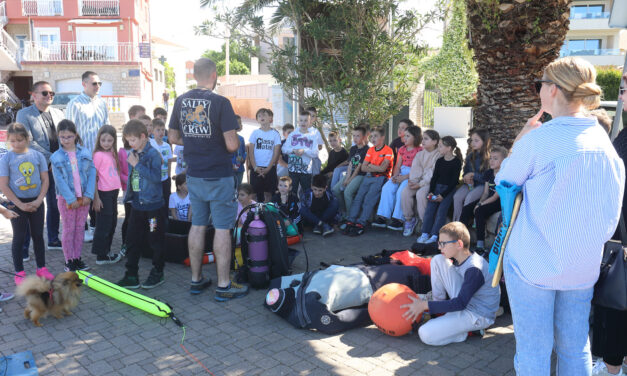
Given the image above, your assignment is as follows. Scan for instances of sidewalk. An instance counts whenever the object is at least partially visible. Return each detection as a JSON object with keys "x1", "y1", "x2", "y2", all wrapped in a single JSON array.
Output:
[{"x1": 0, "y1": 210, "x2": 517, "y2": 375}]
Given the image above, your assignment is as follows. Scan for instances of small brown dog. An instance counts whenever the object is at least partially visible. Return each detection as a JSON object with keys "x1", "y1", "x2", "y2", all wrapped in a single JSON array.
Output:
[{"x1": 15, "y1": 271, "x2": 82, "y2": 326}]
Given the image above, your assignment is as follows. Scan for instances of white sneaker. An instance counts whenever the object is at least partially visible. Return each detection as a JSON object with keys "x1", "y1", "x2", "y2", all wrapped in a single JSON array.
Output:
[
  {"x1": 84, "y1": 227, "x2": 94, "y2": 243},
  {"x1": 416, "y1": 233, "x2": 429, "y2": 243},
  {"x1": 593, "y1": 359, "x2": 625, "y2": 376},
  {"x1": 425, "y1": 235, "x2": 438, "y2": 244}
]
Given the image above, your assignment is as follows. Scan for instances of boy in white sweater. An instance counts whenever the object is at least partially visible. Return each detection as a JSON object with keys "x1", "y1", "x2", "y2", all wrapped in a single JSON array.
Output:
[{"x1": 282, "y1": 110, "x2": 320, "y2": 196}]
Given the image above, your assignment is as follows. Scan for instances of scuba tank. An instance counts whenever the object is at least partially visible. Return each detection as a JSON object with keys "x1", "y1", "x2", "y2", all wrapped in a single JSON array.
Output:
[{"x1": 246, "y1": 211, "x2": 270, "y2": 287}]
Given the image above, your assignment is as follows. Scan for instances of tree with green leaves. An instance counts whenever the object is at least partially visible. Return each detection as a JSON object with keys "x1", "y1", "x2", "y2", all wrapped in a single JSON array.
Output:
[
  {"x1": 197, "y1": 0, "x2": 442, "y2": 133},
  {"x1": 200, "y1": 39, "x2": 257, "y2": 76},
  {"x1": 163, "y1": 61, "x2": 176, "y2": 90}
]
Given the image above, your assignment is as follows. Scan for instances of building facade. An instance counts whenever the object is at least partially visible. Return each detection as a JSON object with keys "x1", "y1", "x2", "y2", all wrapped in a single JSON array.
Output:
[
  {"x1": 561, "y1": 0, "x2": 627, "y2": 67},
  {"x1": 0, "y1": 0, "x2": 165, "y2": 127}
]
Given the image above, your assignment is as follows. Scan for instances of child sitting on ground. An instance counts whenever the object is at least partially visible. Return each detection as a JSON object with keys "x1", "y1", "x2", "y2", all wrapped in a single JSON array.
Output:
[
  {"x1": 300, "y1": 174, "x2": 339, "y2": 237},
  {"x1": 417, "y1": 136, "x2": 463, "y2": 244},
  {"x1": 270, "y1": 176, "x2": 301, "y2": 230},
  {"x1": 401, "y1": 221, "x2": 500, "y2": 346},
  {"x1": 373, "y1": 125, "x2": 422, "y2": 231},
  {"x1": 320, "y1": 131, "x2": 349, "y2": 188},
  {"x1": 459, "y1": 145, "x2": 507, "y2": 254},
  {"x1": 400, "y1": 129, "x2": 441, "y2": 237},
  {"x1": 235, "y1": 183, "x2": 256, "y2": 245},
  {"x1": 343, "y1": 126, "x2": 394, "y2": 236},
  {"x1": 169, "y1": 173, "x2": 191, "y2": 222}
]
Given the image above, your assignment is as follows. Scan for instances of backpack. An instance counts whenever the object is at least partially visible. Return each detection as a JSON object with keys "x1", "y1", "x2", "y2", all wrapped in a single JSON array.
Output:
[{"x1": 234, "y1": 203, "x2": 292, "y2": 289}]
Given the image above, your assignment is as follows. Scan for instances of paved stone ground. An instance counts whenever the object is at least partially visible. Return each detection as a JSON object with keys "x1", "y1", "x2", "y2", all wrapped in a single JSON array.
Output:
[{"x1": 0, "y1": 207, "x2": 518, "y2": 376}]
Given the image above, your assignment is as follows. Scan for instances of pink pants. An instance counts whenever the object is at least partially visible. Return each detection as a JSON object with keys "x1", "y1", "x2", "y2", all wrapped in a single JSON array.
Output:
[{"x1": 57, "y1": 196, "x2": 90, "y2": 262}]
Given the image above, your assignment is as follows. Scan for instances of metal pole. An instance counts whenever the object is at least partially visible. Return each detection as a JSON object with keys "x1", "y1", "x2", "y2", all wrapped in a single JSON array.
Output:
[
  {"x1": 225, "y1": 36, "x2": 230, "y2": 82},
  {"x1": 292, "y1": 28, "x2": 300, "y2": 126},
  {"x1": 610, "y1": 53, "x2": 627, "y2": 141}
]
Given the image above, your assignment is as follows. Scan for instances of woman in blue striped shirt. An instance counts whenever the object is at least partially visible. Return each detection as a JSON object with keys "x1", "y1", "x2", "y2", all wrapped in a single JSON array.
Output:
[{"x1": 497, "y1": 57, "x2": 625, "y2": 376}]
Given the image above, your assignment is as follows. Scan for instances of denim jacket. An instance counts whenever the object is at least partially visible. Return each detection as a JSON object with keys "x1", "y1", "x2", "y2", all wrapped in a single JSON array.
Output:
[
  {"x1": 123, "y1": 142, "x2": 163, "y2": 209},
  {"x1": 50, "y1": 145, "x2": 97, "y2": 203}
]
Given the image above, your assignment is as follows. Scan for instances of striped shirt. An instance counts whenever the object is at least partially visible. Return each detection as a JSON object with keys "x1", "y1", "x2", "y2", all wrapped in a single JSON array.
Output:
[
  {"x1": 65, "y1": 92, "x2": 109, "y2": 153},
  {"x1": 496, "y1": 116, "x2": 624, "y2": 290}
]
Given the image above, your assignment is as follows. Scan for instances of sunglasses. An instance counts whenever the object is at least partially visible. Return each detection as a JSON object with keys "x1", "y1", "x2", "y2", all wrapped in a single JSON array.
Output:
[
  {"x1": 38, "y1": 91, "x2": 55, "y2": 97},
  {"x1": 438, "y1": 240, "x2": 457, "y2": 248},
  {"x1": 91, "y1": 82, "x2": 103, "y2": 87},
  {"x1": 534, "y1": 79, "x2": 562, "y2": 94}
]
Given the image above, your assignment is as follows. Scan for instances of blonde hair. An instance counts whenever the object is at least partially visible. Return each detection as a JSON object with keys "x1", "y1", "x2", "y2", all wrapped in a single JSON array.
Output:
[
  {"x1": 490, "y1": 145, "x2": 509, "y2": 159},
  {"x1": 439, "y1": 222, "x2": 470, "y2": 249},
  {"x1": 544, "y1": 57, "x2": 602, "y2": 110}
]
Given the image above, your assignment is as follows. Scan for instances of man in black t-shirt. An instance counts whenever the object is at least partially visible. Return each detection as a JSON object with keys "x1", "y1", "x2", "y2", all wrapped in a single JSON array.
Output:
[{"x1": 169, "y1": 58, "x2": 248, "y2": 301}]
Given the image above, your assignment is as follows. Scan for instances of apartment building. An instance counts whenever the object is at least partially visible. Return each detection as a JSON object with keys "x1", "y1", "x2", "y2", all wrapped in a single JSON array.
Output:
[
  {"x1": 561, "y1": 0, "x2": 627, "y2": 67},
  {"x1": 0, "y1": 0, "x2": 165, "y2": 127}
]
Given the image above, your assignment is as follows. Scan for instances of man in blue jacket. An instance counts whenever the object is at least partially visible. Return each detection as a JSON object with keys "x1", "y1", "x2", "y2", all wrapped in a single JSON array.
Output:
[{"x1": 16, "y1": 81, "x2": 64, "y2": 250}]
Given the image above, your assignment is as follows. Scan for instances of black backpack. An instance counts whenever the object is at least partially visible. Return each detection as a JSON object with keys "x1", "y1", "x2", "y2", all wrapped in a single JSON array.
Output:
[{"x1": 234, "y1": 204, "x2": 291, "y2": 289}]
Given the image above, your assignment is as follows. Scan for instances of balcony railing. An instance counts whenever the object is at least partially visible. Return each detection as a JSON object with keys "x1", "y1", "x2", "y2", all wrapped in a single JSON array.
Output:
[
  {"x1": 22, "y1": 0, "x2": 63, "y2": 16},
  {"x1": 79, "y1": 0, "x2": 119, "y2": 16},
  {"x1": 570, "y1": 11, "x2": 610, "y2": 19},
  {"x1": 0, "y1": 2, "x2": 7, "y2": 26},
  {"x1": 0, "y1": 29, "x2": 19, "y2": 62},
  {"x1": 23, "y1": 42, "x2": 136, "y2": 62},
  {"x1": 560, "y1": 48, "x2": 622, "y2": 57}
]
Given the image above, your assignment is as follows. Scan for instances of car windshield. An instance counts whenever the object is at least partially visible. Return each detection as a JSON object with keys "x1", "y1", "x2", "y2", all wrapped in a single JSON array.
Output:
[{"x1": 52, "y1": 93, "x2": 79, "y2": 106}]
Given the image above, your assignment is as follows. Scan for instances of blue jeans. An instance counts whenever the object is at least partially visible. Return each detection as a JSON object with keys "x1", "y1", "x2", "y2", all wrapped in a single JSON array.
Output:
[
  {"x1": 504, "y1": 257, "x2": 593, "y2": 376},
  {"x1": 420, "y1": 184, "x2": 455, "y2": 236},
  {"x1": 347, "y1": 175, "x2": 386, "y2": 225},
  {"x1": 301, "y1": 197, "x2": 339, "y2": 226},
  {"x1": 330, "y1": 165, "x2": 347, "y2": 190}
]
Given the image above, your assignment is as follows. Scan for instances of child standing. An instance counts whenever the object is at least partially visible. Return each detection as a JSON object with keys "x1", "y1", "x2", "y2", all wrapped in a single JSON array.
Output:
[
  {"x1": 282, "y1": 111, "x2": 320, "y2": 196},
  {"x1": 332, "y1": 126, "x2": 369, "y2": 221},
  {"x1": 117, "y1": 119, "x2": 166, "y2": 289},
  {"x1": 119, "y1": 137, "x2": 131, "y2": 257},
  {"x1": 452, "y1": 129, "x2": 491, "y2": 221},
  {"x1": 169, "y1": 173, "x2": 192, "y2": 221},
  {"x1": 400, "y1": 130, "x2": 441, "y2": 236},
  {"x1": 50, "y1": 120, "x2": 97, "y2": 272},
  {"x1": 232, "y1": 115, "x2": 247, "y2": 186},
  {"x1": 150, "y1": 118, "x2": 174, "y2": 211},
  {"x1": 320, "y1": 131, "x2": 349, "y2": 189},
  {"x1": 417, "y1": 136, "x2": 463, "y2": 244},
  {"x1": 271, "y1": 176, "x2": 301, "y2": 228},
  {"x1": 277, "y1": 123, "x2": 294, "y2": 178},
  {"x1": 459, "y1": 146, "x2": 507, "y2": 254},
  {"x1": 0, "y1": 205, "x2": 18, "y2": 302},
  {"x1": 343, "y1": 126, "x2": 394, "y2": 236},
  {"x1": 91, "y1": 125, "x2": 122, "y2": 265},
  {"x1": 248, "y1": 108, "x2": 281, "y2": 202},
  {"x1": 402, "y1": 222, "x2": 500, "y2": 346},
  {"x1": 173, "y1": 144, "x2": 186, "y2": 175},
  {"x1": 0, "y1": 123, "x2": 53, "y2": 284},
  {"x1": 374, "y1": 125, "x2": 422, "y2": 231},
  {"x1": 300, "y1": 174, "x2": 339, "y2": 236}
]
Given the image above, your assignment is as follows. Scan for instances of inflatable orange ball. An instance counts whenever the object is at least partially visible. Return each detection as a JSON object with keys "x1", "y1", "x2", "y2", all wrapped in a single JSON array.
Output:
[{"x1": 368, "y1": 283, "x2": 422, "y2": 337}]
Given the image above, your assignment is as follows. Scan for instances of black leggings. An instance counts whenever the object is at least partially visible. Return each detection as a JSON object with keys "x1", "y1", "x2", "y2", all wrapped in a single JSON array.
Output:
[
  {"x1": 11, "y1": 197, "x2": 45, "y2": 272},
  {"x1": 91, "y1": 189, "x2": 119, "y2": 257},
  {"x1": 474, "y1": 201, "x2": 501, "y2": 241},
  {"x1": 592, "y1": 304, "x2": 627, "y2": 366},
  {"x1": 121, "y1": 202, "x2": 132, "y2": 244}
]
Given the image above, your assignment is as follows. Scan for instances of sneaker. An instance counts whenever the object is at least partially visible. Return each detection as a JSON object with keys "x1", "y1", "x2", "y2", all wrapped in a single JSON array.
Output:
[
  {"x1": 372, "y1": 216, "x2": 387, "y2": 228},
  {"x1": 117, "y1": 273, "x2": 141, "y2": 289},
  {"x1": 22, "y1": 254, "x2": 30, "y2": 262},
  {"x1": 215, "y1": 281, "x2": 249, "y2": 302},
  {"x1": 342, "y1": 222, "x2": 354, "y2": 235},
  {"x1": 142, "y1": 268, "x2": 164, "y2": 289},
  {"x1": 119, "y1": 244, "x2": 127, "y2": 258},
  {"x1": 74, "y1": 258, "x2": 90, "y2": 271},
  {"x1": 350, "y1": 223, "x2": 365, "y2": 236},
  {"x1": 312, "y1": 223, "x2": 322, "y2": 235},
  {"x1": 322, "y1": 223, "x2": 334, "y2": 237},
  {"x1": 425, "y1": 235, "x2": 438, "y2": 244},
  {"x1": 84, "y1": 227, "x2": 94, "y2": 243},
  {"x1": 96, "y1": 254, "x2": 122, "y2": 265},
  {"x1": 0, "y1": 292, "x2": 14, "y2": 302},
  {"x1": 416, "y1": 233, "x2": 429, "y2": 243},
  {"x1": 468, "y1": 329, "x2": 485, "y2": 338},
  {"x1": 495, "y1": 306, "x2": 505, "y2": 318},
  {"x1": 387, "y1": 219, "x2": 403, "y2": 231},
  {"x1": 190, "y1": 276, "x2": 212, "y2": 295},
  {"x1": 403, "y1": 218, "x2": 417, "y2": 237},
  {"x1": 593, "y1": 359, "x2": 625, "y2": 376},
  {"x1": 36, "y1": 267, "x2": 54, "y2": 281},
  {"x1": 14, "y1": 271, "x2": 25, "y2": 286},
  {"x1": 48, "y1": 240, "x2": 62, "y2": 250},
  {"x1": 64, "y1": 259, "x2": 76, "y2": 272}
]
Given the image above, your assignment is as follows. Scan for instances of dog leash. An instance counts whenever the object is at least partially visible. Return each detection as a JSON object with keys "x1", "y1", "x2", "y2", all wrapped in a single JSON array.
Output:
[{"x1": 0, "y1": 268, "x2": 20, "y2": 278}]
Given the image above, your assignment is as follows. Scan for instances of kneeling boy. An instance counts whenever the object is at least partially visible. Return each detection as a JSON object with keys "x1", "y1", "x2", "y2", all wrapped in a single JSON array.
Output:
[
  {"x1": 300, "y1": 174, "x2": 339, "y2": 237},
  {"x1": 401, "y1": 222, "x2": 500, "y2": 346}
]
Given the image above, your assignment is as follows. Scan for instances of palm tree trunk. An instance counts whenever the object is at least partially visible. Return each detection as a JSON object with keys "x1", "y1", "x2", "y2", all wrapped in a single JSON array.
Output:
[{"x1": 466, "y1": 0, "x2": 572, "y2": 148}]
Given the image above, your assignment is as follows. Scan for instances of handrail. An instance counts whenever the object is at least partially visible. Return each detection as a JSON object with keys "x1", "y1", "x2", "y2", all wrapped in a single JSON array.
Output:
[
  {"x1": 0, "y1": 84, "x2": 20, "y2": 105},
  {"x1": 21, "y1": 0, "x2": 63, "y2": 16},
  {"x1": 0, "y1": 28, "x2": 19, "y2": 62},
  {"x1": 22, "y1": 41, "x2": 136, "y2": 62},
  {"x1": 79, "y1": 0, "x2": 119, "y2": 16},
  {"x1": 0, "y1": 2, "x2": 7, "y2": 27}
]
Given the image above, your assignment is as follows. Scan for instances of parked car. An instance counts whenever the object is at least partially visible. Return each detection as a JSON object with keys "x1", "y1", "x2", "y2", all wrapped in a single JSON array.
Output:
[{"x1": 51, "y1": 92, "x2": 80, "y2": 112}]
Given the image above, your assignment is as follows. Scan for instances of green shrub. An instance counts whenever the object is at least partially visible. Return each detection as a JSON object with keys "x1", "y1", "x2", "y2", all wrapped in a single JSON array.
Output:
[{"x1": 596, "y1": 67, "x2": 623, "y2": 101}]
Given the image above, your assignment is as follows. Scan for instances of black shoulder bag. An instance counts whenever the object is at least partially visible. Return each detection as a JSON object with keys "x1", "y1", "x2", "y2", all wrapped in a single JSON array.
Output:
[{"x1": 592, "y1": 215, "x2": 627, "y2": 311}]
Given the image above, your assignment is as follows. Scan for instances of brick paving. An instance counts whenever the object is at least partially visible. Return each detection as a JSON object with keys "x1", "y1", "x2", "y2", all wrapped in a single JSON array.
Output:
[{"x1": 0, "y1": 209, "x2": 518, "y2": 375}]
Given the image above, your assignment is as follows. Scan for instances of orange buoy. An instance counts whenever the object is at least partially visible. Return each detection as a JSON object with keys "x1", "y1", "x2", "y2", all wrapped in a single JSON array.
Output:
[{"x1": 368, "y1": 283, "x2": 422, "y2": 337}]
